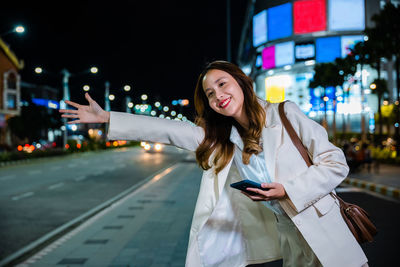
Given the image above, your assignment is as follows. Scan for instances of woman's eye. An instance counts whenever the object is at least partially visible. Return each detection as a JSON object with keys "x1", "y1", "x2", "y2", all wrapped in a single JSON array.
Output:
[
  {"x1": 219, "y1": 82, "x2": 225, "y2": 87},
  {"x1": 207, "y1": 92, "x2": 214, "y2": 97}
]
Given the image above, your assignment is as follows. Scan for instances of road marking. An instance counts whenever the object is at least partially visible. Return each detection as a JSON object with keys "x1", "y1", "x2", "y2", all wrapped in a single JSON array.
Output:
[
  {"x1": 48, "y1": 183, "x2": 64, "y2": 190},
  {"x1": 12, "y1": 192, "x2": 34, "y2": 201},
  {"x1": 0, "y1": 174, "x2": 16, "y2": 181}
]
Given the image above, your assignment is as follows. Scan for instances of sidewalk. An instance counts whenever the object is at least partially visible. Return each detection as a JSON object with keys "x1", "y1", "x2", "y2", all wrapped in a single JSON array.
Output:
[
  {"x1": 16, "y1": 159, "x2": 202, "y2": 267},
  {"x1": 344, "y1": 163, "x2": 400, "y2": 200}
]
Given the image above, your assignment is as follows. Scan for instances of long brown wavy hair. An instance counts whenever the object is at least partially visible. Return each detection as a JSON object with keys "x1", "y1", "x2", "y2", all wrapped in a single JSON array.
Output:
[{"x1": 194, "y1": 61, "x2": 266, "y2": 175}]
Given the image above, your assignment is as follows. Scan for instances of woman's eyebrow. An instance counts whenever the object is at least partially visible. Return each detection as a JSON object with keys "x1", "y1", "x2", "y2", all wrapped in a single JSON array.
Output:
[{"x1": 204, "y1": 77, "x2": 227, "y2": 92}]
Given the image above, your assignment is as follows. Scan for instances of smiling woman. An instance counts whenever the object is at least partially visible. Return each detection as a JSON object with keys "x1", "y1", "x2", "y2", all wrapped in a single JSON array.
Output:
[{"x1": 59, "y1": 60, "x2": 368, "y2": 267}]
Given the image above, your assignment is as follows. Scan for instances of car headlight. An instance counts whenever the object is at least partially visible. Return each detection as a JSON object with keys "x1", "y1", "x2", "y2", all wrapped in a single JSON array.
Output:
[{"x1": 154, "y1": 143, "x2": 162, "y2": 151}]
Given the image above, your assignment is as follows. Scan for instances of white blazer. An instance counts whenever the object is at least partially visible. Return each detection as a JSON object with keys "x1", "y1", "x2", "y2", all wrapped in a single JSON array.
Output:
[{"x1": 107, "y1": 99, "x2": 368, "y2": 267}]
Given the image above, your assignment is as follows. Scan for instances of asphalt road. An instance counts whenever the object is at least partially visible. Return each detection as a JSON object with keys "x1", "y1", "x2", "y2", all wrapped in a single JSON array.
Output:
[
  {"x1": 1, "y1": 146, "x2": 398, "y2": 266},
  {"x1": 0, "y1": 146, "x2": 188, "y2": 261}
]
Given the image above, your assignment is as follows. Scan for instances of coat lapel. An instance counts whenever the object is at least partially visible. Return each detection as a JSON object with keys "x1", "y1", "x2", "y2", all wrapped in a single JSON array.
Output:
[{"x1": 261, "y1": 101, "x2": 283, "y2": 181}]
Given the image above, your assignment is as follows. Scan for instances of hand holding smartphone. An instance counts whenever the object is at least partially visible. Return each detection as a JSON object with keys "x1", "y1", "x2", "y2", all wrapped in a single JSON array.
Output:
[{"x1": 230, "y1": 179, "x2": 270, "y2": 196}]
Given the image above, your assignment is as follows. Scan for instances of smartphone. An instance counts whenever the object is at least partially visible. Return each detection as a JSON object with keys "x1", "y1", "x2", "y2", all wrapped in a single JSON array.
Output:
[{"x1": 230, "y1": 179, "x2": 269, "y2": 196}]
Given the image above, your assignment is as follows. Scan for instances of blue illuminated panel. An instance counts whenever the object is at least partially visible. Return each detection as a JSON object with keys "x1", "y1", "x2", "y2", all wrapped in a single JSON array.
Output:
[
  {"x1": 268, "y1": 3, "x2": 292, "y2": 41},
  {"x1": 316, "y1": 36, "x2": 341, "y2": 63},
  {"x1": 253, "y1": 10, "x2": 267, "y2": 47},
  {"x1": 329, "y1": 0, "x2": 365, "y2": 31}
]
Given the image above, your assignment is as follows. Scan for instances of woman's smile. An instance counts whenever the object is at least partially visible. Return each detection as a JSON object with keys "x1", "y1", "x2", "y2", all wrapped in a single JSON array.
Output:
[{"x1": 219, "y1": 97, "x2": 231, "y2": 108}]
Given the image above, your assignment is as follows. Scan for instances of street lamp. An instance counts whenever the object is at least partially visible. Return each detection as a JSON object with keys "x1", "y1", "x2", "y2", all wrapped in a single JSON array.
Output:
[
  {"x1": 1, "y1": 25, "x2": 25, "y2": 37},
  {"x1": 141, "y1": 94, "x2": 148, "y2": 101},
  {"x1": 124, "y1": 85, "x2": 131, "y2": 91},
  {"x1": 90, "y1": 67, "x2": 98, "y2": 74},
  {"x1": 83, "y1": 85, "x2": 90, "y2": 91},
  {"x1": 109, "y1": 94, "x2": 115, "y2": 101}
]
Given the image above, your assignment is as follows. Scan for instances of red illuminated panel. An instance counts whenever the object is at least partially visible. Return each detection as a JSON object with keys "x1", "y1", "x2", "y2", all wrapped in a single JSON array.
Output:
[{"x1": 294, "y1": 0, "x2": 326, "y2": 34}]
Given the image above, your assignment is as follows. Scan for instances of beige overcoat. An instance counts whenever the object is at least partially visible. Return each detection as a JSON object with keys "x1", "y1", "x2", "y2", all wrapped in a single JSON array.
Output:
[{"x1": 107, "y1": 99, "x2": 368, "y2": 267}]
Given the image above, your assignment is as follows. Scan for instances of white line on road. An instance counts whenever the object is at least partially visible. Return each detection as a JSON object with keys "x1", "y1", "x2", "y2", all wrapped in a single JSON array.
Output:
[
  {"x1": 0, "y1": 174, "x2": 16, "y2": 181},
  {"x1": 48, "y1": 183, "x2": 64, "y2": 190},
  {"x1": 12, "y1": 192, "x2": 34, "y2": 201}
]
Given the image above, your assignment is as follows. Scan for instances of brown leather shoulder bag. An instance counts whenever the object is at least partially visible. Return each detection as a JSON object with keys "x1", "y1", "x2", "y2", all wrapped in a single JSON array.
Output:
[{"x1": 278, "y1": 101, "x2": 377, "y2": 244}]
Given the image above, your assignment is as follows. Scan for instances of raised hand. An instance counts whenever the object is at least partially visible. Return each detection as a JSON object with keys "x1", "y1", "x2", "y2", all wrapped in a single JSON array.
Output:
[{"x1": 59, "y1": 93, "x2": 110, "y2": 124}]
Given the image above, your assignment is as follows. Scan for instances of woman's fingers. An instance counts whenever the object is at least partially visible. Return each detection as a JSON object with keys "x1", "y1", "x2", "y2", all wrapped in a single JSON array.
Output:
[
  {"x1": 65, "y1": 100, "x2": 81, "y2": 109},
  {"x1": 59, "y1": 109, "x2": 78, "y2": 114},
  {"x1": 67, "y1": 119, "x2": 81, "y2": 124},
  {"x1": 61, "y1": 114, "x2": 79, "y2": 118},
  {"x1": 85, "y1": 92, "x2": 93, "y2": 103},
  {"x1": 246, "y1": 187, "x2": 270, "y2": 197}
]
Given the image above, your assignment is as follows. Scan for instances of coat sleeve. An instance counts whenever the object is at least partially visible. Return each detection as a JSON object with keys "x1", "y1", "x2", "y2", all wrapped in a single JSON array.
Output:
[
  {"x1": 107, "y1": 111, "x2": 204, "y2": 152},
  {"x1": 280, "y1": 101, "x2": 349, "y2": 213}
]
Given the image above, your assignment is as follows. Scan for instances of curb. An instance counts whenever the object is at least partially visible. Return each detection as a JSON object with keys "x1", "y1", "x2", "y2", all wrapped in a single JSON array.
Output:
[{"x1": 342, "y1": 177, "x2": 400, "y2": 200}]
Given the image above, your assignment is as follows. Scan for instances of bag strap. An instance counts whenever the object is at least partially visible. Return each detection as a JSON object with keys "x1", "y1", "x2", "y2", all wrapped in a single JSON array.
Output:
[{"x1": 278, "y1": 101, "x2": 313, "y2": 167}]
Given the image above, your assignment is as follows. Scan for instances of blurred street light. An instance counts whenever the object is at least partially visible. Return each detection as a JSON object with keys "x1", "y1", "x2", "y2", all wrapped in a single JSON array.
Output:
[
  {"x1": 124, "y1": 85, "x2": 131, "y2": 91},
  {"x1": 1, "y1": 25, "x2": 25, "y2": 36},
  {"x1": 171, "y1": 110, "x2": 176, "y2": 116},
  {"x1": 15, "y1": 26, "x2": 25, "y2": 33},
  {"x1": 370, "y1": 83, "x2": 377, "y2": 90},
  {"x1": 109, "y1": 94, "x2": 115, "y2": 101},
  {"x1": 90, "y1": 66, "x2": 98, "y2": 74},
  {"x1": 83, "y1": 85, "x2": 90, "y2": 91},
  {"x1": 34, "y1": 67, "x2": 43, "y2": 74},
  {"x1": 141, "y1": 94, "x2": 148, "y2": 101},
  {"x1": 128, "y1": 102, "x2": 134, "y2": 108},
  {"x1": 155, "y1": 101, "x2": 161, "y2": 108},
  {"x1": 163, "y1": 106, "x2": 169, "y2": 112}
]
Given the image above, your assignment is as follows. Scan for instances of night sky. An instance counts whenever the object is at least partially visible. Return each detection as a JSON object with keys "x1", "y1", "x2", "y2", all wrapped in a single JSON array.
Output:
[{"x1": 0, "y1": 1, "x2": 248, "y2": 118}]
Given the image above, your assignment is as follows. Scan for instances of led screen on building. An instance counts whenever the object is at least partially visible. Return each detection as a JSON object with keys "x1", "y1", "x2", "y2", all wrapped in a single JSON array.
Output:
[
  {"x1": 295, "y1": 41, "x2": 315, "y2": 61},
  {"x1": 329, "y1": 0, "x2": 365, "y2": 31},
  {"x1": 262, "y1": 45, "x2": 275, "y2": 69},
  {"x1": 316, "y1": 36, "x2": 341, "y2": 63},
  {"x1": 275, "y1": 41, "x2": 294, "y2": 67},
  {"x1": 294, "y1": 0, "x2": 326, "y2": 34},
  {"x1": 268, "y1": 3, "x2": 292, "y2": 41},
  {"x1": 341, "y1": 35, "x2": 364, "y2": 58},
  {"x1": 253, "y1": 10, "x2": 267, "y2": 47}
]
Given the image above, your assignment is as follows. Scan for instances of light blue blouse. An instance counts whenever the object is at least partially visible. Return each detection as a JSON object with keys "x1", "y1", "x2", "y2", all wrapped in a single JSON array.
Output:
[{"x1": 230, "y1": 126, "x2": 285, "y2": 215}]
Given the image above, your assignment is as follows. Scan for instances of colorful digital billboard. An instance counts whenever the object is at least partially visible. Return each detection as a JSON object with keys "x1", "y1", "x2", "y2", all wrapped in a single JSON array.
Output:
[
  {"x1": 295, "y1": 41, "x2": 315, "y2": 61},
  {"x1": 341, "y1": 35, "x2": 364, "y2": 58},
  {"x1": 329, "y1": 0, "x2": 365, "y2": 31},
  {"x1": 294, "y1": 0, "x2": 326, "y2": 34},
  {"x1": 268, "y1": 3, "x2": 292, "y2": 41},
  {"x1": 262, "y1": 45, "x2": 275, "y2": 69},
  {"x1": 253, "y1": 10, "x2": 267, "y2": 47},
  {"x1": 316, "y1": 36, "x2": 341, "y2": 63},
  {"x1": 275, "y1": 41, "x2": 294, "y2": 67}
]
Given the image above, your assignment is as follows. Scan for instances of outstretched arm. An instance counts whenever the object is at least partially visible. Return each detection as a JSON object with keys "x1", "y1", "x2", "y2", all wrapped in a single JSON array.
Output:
[{"x1": 59, "y1": 93, "x2": 204, "y2": 152}]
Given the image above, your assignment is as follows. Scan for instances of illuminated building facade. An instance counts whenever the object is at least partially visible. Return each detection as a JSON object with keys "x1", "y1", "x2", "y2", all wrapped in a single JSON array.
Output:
[{"x1": 237, "y1": 0, "x2": 394, "y2": 136}]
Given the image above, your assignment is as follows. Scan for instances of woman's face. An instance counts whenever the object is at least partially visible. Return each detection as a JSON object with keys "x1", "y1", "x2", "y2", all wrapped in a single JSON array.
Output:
[{"x1": 202, "y1": 69, "x2": 245, "y2": 120}]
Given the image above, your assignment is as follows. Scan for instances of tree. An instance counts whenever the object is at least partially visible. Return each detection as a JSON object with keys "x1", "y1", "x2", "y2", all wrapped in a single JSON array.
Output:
[{"x1": 369, "y1": 2, "x2": 400, "y2": 152}]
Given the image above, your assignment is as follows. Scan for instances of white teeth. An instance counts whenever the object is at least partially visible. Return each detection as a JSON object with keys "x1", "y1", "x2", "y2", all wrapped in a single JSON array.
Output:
[{"x1": 220, "y1": 97, "x2": 230, "y2": 108}]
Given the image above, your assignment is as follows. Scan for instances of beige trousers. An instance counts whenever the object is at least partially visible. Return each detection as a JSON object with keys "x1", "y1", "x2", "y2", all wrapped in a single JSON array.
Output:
[{"x1": 274, "y1": 213, "x2": 323, "y2": 267}]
